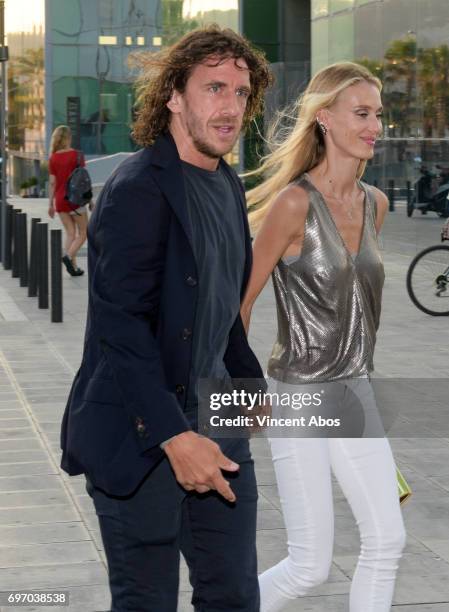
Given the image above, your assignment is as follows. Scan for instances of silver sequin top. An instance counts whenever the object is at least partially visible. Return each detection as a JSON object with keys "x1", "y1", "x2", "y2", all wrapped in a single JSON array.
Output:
[{"x1": 267, "y1": 173, "x2": 385, "y2": 384}]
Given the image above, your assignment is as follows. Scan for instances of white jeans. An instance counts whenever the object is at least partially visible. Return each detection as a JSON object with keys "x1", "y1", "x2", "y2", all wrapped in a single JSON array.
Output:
[{"x1": 260, "y1": 379, "x2": 406, "y2": 612}]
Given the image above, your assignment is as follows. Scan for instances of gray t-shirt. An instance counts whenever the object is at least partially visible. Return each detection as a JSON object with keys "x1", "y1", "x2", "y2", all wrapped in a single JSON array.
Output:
[{"x1": 181, "y1": 160, "x2": 245, "y2": 408}]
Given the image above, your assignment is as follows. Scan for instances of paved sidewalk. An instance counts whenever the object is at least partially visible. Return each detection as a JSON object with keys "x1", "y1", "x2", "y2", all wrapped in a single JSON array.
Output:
[{"x1": 0, "y1": 197, "x2": 448, "y2": 611}]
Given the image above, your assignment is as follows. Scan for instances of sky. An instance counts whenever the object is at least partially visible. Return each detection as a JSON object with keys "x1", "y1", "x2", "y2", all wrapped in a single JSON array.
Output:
[
  {"x1": 182, "y1": 0, "x2": 238, "y2": 18},
  {"x1": 5, "y1": 0, "x2": 45, "y2": 34}
]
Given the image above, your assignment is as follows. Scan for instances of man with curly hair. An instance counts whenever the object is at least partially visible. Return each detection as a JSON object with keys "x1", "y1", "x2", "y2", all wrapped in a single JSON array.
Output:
[{"x1": 61, "y1": 25, "x2": 272, "y2": 611}]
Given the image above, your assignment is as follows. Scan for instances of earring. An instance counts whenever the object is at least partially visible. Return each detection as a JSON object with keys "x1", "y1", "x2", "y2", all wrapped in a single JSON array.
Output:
[{"x1": 317, "y1": 120, "x2": 328, "y2": 136}]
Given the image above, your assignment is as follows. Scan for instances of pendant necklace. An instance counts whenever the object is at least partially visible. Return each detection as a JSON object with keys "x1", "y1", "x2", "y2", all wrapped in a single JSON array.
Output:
[{"x1": 322, "y1": 179, "x2": 361, "y2": 220}]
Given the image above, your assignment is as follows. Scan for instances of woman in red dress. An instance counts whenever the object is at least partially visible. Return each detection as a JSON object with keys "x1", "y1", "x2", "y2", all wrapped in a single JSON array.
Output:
[{"x1": 48, "y1": 125, "x2": 88, "y2": 276}]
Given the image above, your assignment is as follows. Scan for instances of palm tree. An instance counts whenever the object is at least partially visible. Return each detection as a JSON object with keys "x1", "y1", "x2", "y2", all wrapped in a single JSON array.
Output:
[
  {"x1": 382, "y1": 38, "x2": 419, "y2": 138},
  {"x1": 419, "y1": 45, "x2": 449, "y2": 138},
  {"x1": 9, "y1": 47, "x2": 45, "y2": 139}
]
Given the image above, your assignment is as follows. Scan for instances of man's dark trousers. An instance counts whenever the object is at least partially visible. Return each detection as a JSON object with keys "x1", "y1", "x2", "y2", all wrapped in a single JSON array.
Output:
[{"x1": 87, "y1": 439, "x2": 259, "y2": 612}]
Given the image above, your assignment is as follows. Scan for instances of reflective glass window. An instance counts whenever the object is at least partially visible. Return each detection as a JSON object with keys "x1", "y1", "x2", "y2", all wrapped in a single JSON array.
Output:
[
  {"x1": 380, "y1": 0, "x2": 419, "y2": 138},
  {"x1": 417, "y1": 0, "x2": 449, "y2": 139},
  {"x1": 382, "y1": 0, "x2": 417, "y2": 46},
  {"x1": 50, "y1": 0, "x2": 97, "y2": 45},
  {"x1": 417, "y1": 0, "x2": 449, "y2": 47},
  {"x1": 354, "y1": 2, "x2": 383, "y2": 63},
  {"x1": 52, "y1": 46, "x2": 79, "y2": 78},
  {"x1": 47, "y1": 0, "x2": 240, "y2": 156},
  {"x1": 312, "y1": 19, "x2": 330, "y2": 74},
  {"x1": 329, "y1": 13, "x2": 354, "y2": 62},
  {"x1": 330, "y1": 0, "x2": 354, "y2": 14}
]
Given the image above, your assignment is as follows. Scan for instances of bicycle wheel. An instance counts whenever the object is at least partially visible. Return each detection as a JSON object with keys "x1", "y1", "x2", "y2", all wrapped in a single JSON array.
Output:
[{"x1": 406, "y1": 245, "x2": 449, "y2": 315}]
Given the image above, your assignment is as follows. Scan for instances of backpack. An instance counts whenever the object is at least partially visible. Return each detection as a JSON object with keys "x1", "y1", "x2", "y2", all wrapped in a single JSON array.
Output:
[{"x1": 65, "y1": 151, "x2": 92, "y2": 210}]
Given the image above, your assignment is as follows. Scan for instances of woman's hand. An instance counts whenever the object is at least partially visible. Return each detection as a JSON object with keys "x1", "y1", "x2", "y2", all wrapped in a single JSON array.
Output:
[{"x1": 48, "y1": 204, "x2": 55, "y2": 219}]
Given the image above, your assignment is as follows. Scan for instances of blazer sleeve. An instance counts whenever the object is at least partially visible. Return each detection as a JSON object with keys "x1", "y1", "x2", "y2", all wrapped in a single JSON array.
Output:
[
  {"x1": 89, "y1": 173, "x2": 191, "y2": 451},
  {"x1": 224, "y1": 312, "x2": 267, "y2": 395}
]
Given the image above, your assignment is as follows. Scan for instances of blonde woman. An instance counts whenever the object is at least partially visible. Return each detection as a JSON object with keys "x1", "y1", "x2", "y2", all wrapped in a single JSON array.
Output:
[
  {"x1": 241, "y1": 62, "x2": 406, "y2": 611},
  {"x1": 48, "y1": 125, "x2": 88, "y2": 276}
]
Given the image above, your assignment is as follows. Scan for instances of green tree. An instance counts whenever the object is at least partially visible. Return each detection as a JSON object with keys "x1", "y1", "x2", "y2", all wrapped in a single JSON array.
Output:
[
  {"x1": 419, "y1": 45, "x2": 449, "y2": 138},
  {"x1": 8, "y1": 47, "x2": 45, "y2": 152},
  {"x1": 358, "y1": 39, "x2": 449, "y2": 140},
  {"x1": 162, "y1": 0, "x2": 198, "y2": 47},
  {"x1": 382, "y1": 38, "x2": 418, "y2": 137},
  {"x1": 357, "y1": 57, "x2": 384, "y2": 82}
]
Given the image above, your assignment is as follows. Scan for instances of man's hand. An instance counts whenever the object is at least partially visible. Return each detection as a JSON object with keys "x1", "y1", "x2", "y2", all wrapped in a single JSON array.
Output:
[{"x1": 163, "y1": 431, "x2": 239, "y2": 502}]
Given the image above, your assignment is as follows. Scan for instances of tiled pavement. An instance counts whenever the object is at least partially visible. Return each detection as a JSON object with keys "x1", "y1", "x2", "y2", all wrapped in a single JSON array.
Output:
[{"x1": 0, "y1": 197, "x2": 448, "y2": 611}]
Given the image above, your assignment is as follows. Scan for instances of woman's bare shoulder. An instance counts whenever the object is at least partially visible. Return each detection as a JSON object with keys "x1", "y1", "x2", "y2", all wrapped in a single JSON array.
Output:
[
  {"x1": 270, "y1": 181, "x2": 310, "y2": 218},
  {"x1": 370, "y1": 185, "x2": 389, "y2": 212},
  {"x1": 260, "y1": 181, "x2": 310, "y2": 240},
  {"x1": 367, "y1": 184, "x2": 389, "y2": 231}
]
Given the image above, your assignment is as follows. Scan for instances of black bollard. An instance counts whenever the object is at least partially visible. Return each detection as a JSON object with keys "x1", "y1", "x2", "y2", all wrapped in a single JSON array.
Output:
[
  {"x1": 406, "y1": 180, "x2": 411, "y2": 206},
  {"x1": 50, "y1": 229, "x2": 63, "y2": 323},
  {"x1": 388, "y1": 179, "x2": 395, "y2": 212},
  {"x1": 37, "y1": 222, "x2": 49, "y2": 309},
  {"x1": 3, "y1": 204, "x2": 13, "y2": 270},
  {"x1": 28, "y1": 218, "x2": 41, "y2": 297},
  {"x1": 18, "y1": 213, "x2": 28, "y2": 288},
  {"x1": 11, "y1": 208, "x2": 22, "y2": 278}
]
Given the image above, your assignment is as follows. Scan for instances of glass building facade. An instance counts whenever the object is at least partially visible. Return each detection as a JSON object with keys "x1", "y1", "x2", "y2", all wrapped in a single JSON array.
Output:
[
  {"x1": 47, "y1": 0, "x2": 237, "y2": 158},
  {"x1": 6, "y1": 0, "x2": 239, "y2": 192},
  {"x1": 311, "y1": 0, "x2": 449, "y2": 188},
  {"x1": 9, "y1": 1, "x2": 448, "y2": 192}
]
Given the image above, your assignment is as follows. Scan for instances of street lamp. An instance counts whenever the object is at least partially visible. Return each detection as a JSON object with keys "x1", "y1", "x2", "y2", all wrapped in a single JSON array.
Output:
[{"x1": 0, "y1": 0, "x2": 9, "y2": 264}]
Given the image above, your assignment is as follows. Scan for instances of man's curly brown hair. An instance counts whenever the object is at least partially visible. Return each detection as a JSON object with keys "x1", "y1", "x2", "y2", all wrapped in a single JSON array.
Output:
[{"x1": 130, "y1": 24, "x2": 273, "y2": 146}]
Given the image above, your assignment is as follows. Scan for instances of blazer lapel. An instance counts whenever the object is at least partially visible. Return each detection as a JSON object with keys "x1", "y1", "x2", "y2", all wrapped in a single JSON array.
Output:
[
  {"x1": 149, "y1": 132, "x2": 252, "y2": 295},
  {"x1": 149, "y1": 133, "x2": 195, "y2": 255}
]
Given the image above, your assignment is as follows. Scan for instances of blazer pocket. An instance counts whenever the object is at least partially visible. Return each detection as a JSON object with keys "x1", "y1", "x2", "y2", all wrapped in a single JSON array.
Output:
[{"x1": 83, "y1": 377, "x2": 123, "y2": 406}]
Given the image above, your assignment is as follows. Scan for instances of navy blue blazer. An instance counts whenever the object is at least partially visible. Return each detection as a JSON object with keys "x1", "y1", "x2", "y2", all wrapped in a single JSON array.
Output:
[{"x1": 60, "y1": 132, "x2": 265, "y2": 496}]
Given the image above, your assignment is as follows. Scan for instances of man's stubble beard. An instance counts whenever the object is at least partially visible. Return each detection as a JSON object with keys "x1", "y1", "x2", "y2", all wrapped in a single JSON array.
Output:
[{"x1": 186, "y1": 109, "x2": 241, "y2": 160}]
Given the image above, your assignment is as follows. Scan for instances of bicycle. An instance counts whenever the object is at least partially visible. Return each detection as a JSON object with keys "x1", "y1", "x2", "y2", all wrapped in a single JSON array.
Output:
[{"x1": 406, "y1": 224, "x2": 449, "y2": 316}]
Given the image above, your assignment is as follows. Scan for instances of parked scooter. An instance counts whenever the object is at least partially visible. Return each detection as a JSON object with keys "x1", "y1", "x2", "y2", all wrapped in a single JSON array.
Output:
[{"x1": 407, "y1": 165, "x2": 449, "y2": 218}]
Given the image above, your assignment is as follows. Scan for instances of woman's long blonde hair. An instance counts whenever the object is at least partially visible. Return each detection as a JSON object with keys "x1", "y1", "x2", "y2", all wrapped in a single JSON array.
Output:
[
  {"x1": 50, "y1": 125, "x2": 72, "y2": 154},
  {"x1": 247, "y1": 62, "x2": 381, "y2": 230}
]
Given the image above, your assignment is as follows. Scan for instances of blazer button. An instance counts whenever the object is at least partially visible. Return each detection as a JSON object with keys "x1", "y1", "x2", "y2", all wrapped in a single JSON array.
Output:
[
  {"x1": 135, "y1": 417, "x2": 148, "y2": 438},
  {"x1": 186, "y1": 276, "x2": 197, "y2": 287},
  {"x1": 181, "y1": 328, "x2": 192, "y2": 340},
  {"x1": 176, "y1": 384, "x2": 185, "y2": 394}
]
